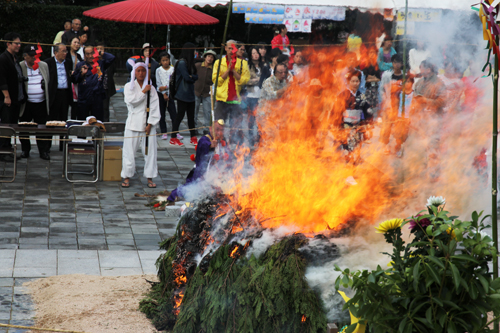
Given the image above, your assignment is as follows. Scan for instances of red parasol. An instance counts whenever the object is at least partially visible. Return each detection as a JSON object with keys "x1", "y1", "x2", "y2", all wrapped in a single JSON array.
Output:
[{"x1": 83, "y1": 0, "x2": 219, "y2": 25}]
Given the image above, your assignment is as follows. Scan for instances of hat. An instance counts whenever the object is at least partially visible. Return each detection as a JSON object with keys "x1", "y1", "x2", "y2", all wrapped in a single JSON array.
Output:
[
  {"x1": 142, "y1": 43, "x2": 153, "y2": 49},
  {"x1": 23, "y1": 45, "x2": 37, "y2": 56},
  {"x1": 203, "y1": 50, "x2": 217, "y2": 58}
]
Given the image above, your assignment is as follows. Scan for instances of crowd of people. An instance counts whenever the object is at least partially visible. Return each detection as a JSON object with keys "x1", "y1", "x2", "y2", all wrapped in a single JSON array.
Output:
[{"x1": 0, "y1": 19, "x2": 483, "y2": 188}]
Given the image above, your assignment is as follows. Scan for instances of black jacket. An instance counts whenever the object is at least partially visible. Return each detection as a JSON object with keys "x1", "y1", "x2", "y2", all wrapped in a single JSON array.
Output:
[
  {"x1": 0, "y1": 50, "x2": 21, "y2": 104},
  {"x1": 65, "y1": 51, "x2": 82, "y2": 72},
  {"x1": 61, "y1": 30, "x2": 80, "y2": 46},
  {"x1": 44, "y1": 56, "x2": 72, "y2": 109}
]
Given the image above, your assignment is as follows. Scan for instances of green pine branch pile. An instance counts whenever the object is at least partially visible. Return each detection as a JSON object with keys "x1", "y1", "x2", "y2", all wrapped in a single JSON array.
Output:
[{"x1": 140, "y1": 229, "x2": 327, "y2": 332}]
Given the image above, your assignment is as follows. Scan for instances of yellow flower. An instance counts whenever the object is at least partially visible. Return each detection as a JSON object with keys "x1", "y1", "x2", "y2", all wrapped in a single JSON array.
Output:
[
  {"x1": 375, "y1": 219, "x2": 403, "y2": 233},
  {"x1": 446, "y1": 227, "x2": 456, "y2": 239}
]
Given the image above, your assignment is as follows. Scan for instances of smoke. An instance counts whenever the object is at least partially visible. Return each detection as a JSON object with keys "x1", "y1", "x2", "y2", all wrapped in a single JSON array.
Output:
[{"x1": 171, "y1": 6, "x2": 493, "y2": 325}]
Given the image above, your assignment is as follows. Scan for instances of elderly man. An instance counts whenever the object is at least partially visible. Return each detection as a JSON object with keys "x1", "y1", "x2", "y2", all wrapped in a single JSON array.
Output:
[
  {"x1": 19, "y1": 45, "x2": 51, "y2": 160},
  {"x1": 71, "y1": 45, "x2": 115, "y2": 120},
  {"x1": 260, "y1": 63, "x2": 288, "y2": 101},
  {"x1": 45, "y1": 43, "x2": 72, "y2": 121},
  {"x1": 121, "y1": 61, "x2": 160, "y2": 189},
  {"x1": 61, "y1": 18, "x2": 88, "y2": 46},
  {"x1": 194, "y1": 50, "x2": 216, "y2": 130},
  {"x1": 166, "y1": 119, "x2": 227, "y2": 204},
  {"x1": 0, "y1": 32, "x2": 23, "y2": 161}
]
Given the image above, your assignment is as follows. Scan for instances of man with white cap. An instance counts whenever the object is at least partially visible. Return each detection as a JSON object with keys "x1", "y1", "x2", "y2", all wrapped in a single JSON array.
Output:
[{"x1": 121, "y1": 60, "x2": 160, "y2": 188}]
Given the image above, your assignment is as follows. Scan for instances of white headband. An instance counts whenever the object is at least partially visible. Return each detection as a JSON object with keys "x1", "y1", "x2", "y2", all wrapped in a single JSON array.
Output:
[{"x1": 128, "y1": 57, "x2": 150, "y2": 90}]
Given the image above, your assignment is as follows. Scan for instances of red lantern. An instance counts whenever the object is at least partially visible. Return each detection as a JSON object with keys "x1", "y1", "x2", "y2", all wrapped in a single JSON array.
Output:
[{"x1": 190, "y1": 154, "x2": 195, "y2": 161}]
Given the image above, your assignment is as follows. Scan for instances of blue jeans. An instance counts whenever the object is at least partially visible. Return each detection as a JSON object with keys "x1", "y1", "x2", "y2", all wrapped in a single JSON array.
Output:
[{"x1": 195, "y1": 95, "x2": 212, "y2": 130}]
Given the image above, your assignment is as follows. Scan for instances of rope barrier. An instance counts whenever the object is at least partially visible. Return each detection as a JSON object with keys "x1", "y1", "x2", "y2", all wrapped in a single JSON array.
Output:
[
  {"x1": 0, "y1": 323, "x2": 88, "y2": 333},
  {"x1": 0, "y1": 38, "x2": 481, "y2": 51}
]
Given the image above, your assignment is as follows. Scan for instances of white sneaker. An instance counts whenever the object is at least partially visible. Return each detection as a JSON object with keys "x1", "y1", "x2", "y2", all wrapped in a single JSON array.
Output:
[
  {"x1": 177, "y1": 133, "x2": 184, "y2": 140},
  {"x1": 161, "y1": 134, "x2": 168, "y2": 140}
]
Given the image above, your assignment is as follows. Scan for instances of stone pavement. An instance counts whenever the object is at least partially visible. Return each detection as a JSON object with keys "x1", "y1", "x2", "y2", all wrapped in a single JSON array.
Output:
[{"x1": 0, "y1": 91, "x2": 201, "y2": 332}]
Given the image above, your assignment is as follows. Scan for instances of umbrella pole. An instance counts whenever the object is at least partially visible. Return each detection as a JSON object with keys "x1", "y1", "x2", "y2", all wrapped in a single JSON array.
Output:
[
  {"x1": 212, "y1": 0, "x2": 233, "y2": 134},
  {"x1": 167, "y1": 25, "x2": 171, "y2": 54}
]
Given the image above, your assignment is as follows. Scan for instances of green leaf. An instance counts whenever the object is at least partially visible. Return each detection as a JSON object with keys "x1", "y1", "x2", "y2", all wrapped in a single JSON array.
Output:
[
  {"x1": 425, "y1": 263, "x2": 441, "y2": 285},
  {"x1": 427, "y1": 255, "x2": 445, "y2": 269},
  {"x1": 425, "y1": 307, "x2": 432, "y2": 324},
  {"x1": 491, "y1": 277, "x2": 500, "y2": 290},
  {"x1": 470, "y1": 283, "x2": 478, "y2": 299},
  {"x1": 367, "y1": 273, "x2": 376, "y2": 284},
  {"x1": 447, "y1": 319, "x2": 457, "y2": 333},
  {"x1": 426, "y1": 225, "x2": 434, "y2": 236},
  {"x1": 450, "y1": 255, "x2": 479, "y2": 264},
  {"x1": 413, "y1": 260, "x2": 421, "y2": 291},
  {"x1": 344, "y1": 323, "x2": 357, "y2": 333},
  {"x1": 450, "y1": 263, "x2": 460, "y2": 291},
  {"x1": 487, "y1": 294, "x2": 500, "y2": 299},
  {"x1": 477, "y1": 274, "x2": 489, "y2": 293},
  {"x1": 399, "y1": 316, "x2": 408, "y2": 333}
]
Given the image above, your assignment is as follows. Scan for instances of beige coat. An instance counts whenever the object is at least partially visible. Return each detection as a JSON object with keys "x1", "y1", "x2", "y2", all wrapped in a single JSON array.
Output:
[{"x1": 19, "y1": 60, "x2": 50, "y2": 117}]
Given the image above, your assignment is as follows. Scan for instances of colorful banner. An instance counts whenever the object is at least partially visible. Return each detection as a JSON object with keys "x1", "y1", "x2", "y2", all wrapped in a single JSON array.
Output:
[
  {"x1": 284, "y1": 18, "x2": 312, "y2": 33},
  {"x1": 245, "y1": 13, "x2": 284, "y2": 24},
  {"x1": 396, "y1": 8, "x2": 441, "y2": 22},
  {"x1": 285, "y1": 5, "x2": 345, "y2": 21},
  {"x1": 234, "y1": 3, "x2": 284, "y2": 15}
]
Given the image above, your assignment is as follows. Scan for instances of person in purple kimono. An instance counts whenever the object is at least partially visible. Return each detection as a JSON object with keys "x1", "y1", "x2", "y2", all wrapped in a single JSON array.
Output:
[{"x1": 166, "y1": 119, "x2": 227, "y2": 204}]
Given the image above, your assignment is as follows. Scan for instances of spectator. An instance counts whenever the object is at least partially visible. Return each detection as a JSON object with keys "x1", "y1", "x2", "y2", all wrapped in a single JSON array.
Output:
[
  {"x1": 61, "y1": 18, "x2": 87, "y2": 46},
  {"x1": 379, "y1": 54, "x2": 404, "y2": 123},
  {"x1": 246, "y1": 46, "x2": 270, "y2": 146},
  {"x1": 409, "y1": 40, "x2": 431, "y2": 76},
  {"x1": 156, "y1": 51, "x2": 177, "y2": 139},
  {"x1": 71, "y1": 45, "x2": 115, "y2": 120},
  {"x1": 260, "y1": 63, "x2": 287, "y2": 101},
  {"x1": 363, "y1": 48, "x2": 381, "y2": 116},
  {"x1": 194, "y1": 50, "x2": 216, "y2": 130},
  {"x1": 292, "y1": 50, "x2": 307, "y2": 76},
  {"x1": 380, "y1": 77, "x2": 415, "y2": 158},
  {"x1": 212, "y1": 39, "x2": 250, "y2": 143},
  {"x1": 96, "y1": 42, "x2": 115, "y2": 122},
  {"x1": 66, "y1": 37, "x2": 82, "y2": 119},
  {"x1": 277, "y1": 53, "x2": 293, "y2": 82},
  {"x1": 413, "y1": 59, "x2": 446, "y2": 181},
  {"x1": 378, "y1": 37, "x2": 397, "y2": 72},
  {"x1": 121, "y1": 61, "x2": 160, "y2": 189},
  {"x1": 257, "y1": 42, "x2": 270, "y2": 64},
  {"x1": 0, "y1": 32, "x2": 24, "y2": 161},
  {"x1": 170, "y1": 42, "x2": 199, "y2": 146},
  {"x1": 77, "y1": 31, "x2": 89, "y2": 59},
  {"x1": 271, "y1": 24, "x2": 290, "y2": 55},
  {"x1": 339, "y1": 70, "x2": 372, "y2": 162},
  {"x1": 53, "y1": 20, "x2": 71, "y2": 45},
  {"x1": 45, "y1": 43, "x2": 72, "y2": 122},
  {"x1": 19, "y1": 45, "x2": 51, "y2": 160},
  {"x1": 344, "y1": 52, "x2": 366, "y2": 94},
  {"x1": 126, "y1": 43, "x2": 159, "y2": 89},
  {"x1": 269, "y1": 48, "x2": 282, "y2": 76},
  {"x1": 347, "y1": 29, "x2": 363, "y2": 59},
  {"x1": 236, "y1": 43, "x2": 247, "y2": 60}
]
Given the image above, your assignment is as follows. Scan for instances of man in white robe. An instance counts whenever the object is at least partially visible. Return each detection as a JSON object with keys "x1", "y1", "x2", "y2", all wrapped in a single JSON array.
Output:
[{"x1": 121, "y1": 61, "x2": 160, "y2": 188}]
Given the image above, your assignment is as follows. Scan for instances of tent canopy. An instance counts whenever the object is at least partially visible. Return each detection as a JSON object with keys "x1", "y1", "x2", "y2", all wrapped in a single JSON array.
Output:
[{"x1": 170, "y1": 0, "x2": 474, "y2": 11}]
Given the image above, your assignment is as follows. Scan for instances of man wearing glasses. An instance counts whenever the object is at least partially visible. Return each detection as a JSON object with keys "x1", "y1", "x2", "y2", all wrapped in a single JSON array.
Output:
[
  {"x1": 0, "y1": 32, "x2": 23, "y2": 162},
  {"x1": 45, "y1": 43, "x2": 72, "y2": 122},
  {"x1": 260, "y1": 63, "x2": 288, "y2": 101}
]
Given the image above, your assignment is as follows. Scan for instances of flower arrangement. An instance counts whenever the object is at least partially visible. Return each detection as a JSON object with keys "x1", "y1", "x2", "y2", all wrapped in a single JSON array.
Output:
[{"x1": 335, "y1": 196, "x2": 500, "y2": 333}]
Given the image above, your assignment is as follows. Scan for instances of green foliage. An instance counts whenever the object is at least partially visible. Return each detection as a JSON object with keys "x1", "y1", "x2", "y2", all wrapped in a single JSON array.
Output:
[
  {"x1": 335, "y1": 207, "x2": 500, "y2": 333},
  {"x1": 141, "y1": 235, "x2": 327, "y2": 333}
]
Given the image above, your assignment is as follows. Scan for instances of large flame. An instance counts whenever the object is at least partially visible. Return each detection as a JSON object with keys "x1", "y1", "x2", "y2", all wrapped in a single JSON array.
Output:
[{"x1": 227, "y1": 44, "x2": 490, "y2": 233}]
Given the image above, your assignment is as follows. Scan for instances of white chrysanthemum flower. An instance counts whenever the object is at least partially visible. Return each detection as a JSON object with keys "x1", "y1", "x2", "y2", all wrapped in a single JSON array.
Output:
[{"x1": 426, "y1": 196, "x2": 446, "y2": 207}]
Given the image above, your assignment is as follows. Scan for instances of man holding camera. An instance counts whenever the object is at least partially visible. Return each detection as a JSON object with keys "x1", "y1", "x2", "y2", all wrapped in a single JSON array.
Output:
[
  {"x1": 0, "y1": 32, "x2": 24, "y2": 161},
  {"x1": 19, "y1": 45, "x2": 51, "y2": 160}
]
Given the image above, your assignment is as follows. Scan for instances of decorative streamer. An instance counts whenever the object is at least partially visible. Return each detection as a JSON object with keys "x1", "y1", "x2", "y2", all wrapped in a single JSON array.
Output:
[
  {"x1": 32, "y1": 43, "x2": 42, "y2": 70},
  {"x1": 91, "y1": 47, "x2": 100, "y2": 75},
  {"x1": 150, "y1": 45, "x2": 166, "y2": 58},
  {"x1": 479, "y1": 0, "x2": 500, "y2": 56}
]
